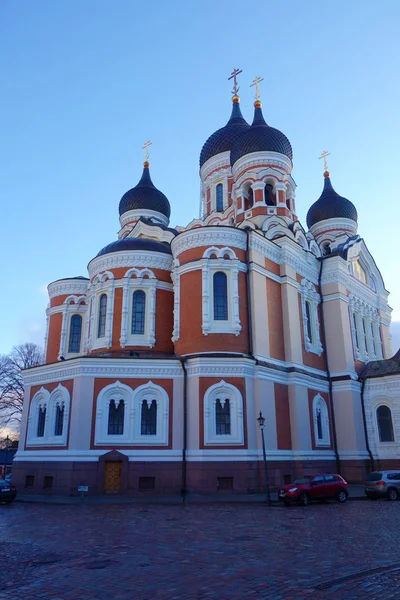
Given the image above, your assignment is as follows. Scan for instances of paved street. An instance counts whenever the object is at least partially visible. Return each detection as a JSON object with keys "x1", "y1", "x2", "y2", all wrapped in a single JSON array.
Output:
[{"x1": 0, "y1": 500, "x2": 399, "y2": 599}]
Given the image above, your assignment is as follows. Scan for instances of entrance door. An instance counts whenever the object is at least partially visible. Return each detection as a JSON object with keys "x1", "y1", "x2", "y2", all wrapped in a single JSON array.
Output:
[{"x1": 104, "y1": 461, "x2": 122, "y2": 494}]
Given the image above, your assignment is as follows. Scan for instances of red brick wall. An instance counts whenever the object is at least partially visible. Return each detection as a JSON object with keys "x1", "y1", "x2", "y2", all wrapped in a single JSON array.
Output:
[
  {"x1": 267, "y1": 279, "x2": 285, "y2": 361},
  {"x1": 274, "y1": 383, "x2": 292, "y2": 449},
  {"x1": 46, "y1": 313, "x2": 63, "y2": 363}
]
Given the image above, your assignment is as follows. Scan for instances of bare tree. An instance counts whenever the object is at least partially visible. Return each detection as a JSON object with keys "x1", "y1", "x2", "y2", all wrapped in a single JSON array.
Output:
[{"x1": 0, "y1": 343, "x2": 44, "y2": 428}]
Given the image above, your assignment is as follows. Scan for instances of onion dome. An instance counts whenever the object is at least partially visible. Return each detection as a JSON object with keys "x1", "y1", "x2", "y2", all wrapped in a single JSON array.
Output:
[
  {"x1": 306, "y1": 172, "x2": 358, "y2": 229},
  {"x1": 200, "y1": 96, "x2": 250, "y2": 167},
  {"x1": 230, "y1": 101, "x2": 293, "y2": 166},
  {"x1": 96, "y1": 237, "x2": 172, "y2": 257},
  {"x1": 119, "y1": 162, "x2": 171, "y2": 219}
]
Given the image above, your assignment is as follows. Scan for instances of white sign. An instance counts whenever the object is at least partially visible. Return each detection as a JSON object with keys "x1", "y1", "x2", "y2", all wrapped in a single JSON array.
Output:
[{"x1": 78, "y1": 485, "x2": 88, "y2": 492}]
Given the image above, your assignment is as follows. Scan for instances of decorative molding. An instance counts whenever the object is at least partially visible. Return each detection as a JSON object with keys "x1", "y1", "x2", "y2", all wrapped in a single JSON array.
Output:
[
  {"x1": 48, "y1": 280, "x2": 89, "y2": 299},
  {"x1": 231, "y1": 152, "x2": 291, "y2": 178},
  {"x1": 171, "y1": 227, "x2": 246, "y2": 258},
  {"x1": 119, "y1": 208, "x2": 169, "y2": 228},
  {"x1": 203, "y1": 380, "x2": 244, "y2": 446},
  {"x1": 88, "y1": 251, "x2": 173, "y2": 280},
  {"x1": 300, "y1": 278, "x2": 323, "y2": 356},
  {"x1": 26, "y1": 383, "x2": 70, "y2": 447}
]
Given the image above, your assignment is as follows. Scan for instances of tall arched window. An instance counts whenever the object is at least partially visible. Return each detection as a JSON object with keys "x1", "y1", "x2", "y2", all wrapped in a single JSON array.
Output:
[
  {"x1": 316, "y1": 407, "x2": 323, "y2": 440},
  {"x1": 97, "y1": 294, "x2": 107, "y2": 338},
  {"x1": 141, "y1": 399, "x2": 157, "y2": 435},
  {"x1": 107, "y1": 399, "x2": 125, "y2": 435},
  {"x1": 131, "y1": 290, "x2": 146, "y2": 335},
  {"x1": 216, "y1": 183, "x2": 223, "y2": 212},
  {"x1": 265, "y1": 183, "x2": 275, "y2": 206},
  {"x1": 312, "y1": 395, "x2": 330, "y2": 446},
  {"x1": 215, "y1": 398, "x2": 231, "y2": 435},
  {"x1": 37, "y1": 405, "x2": 46, "y2": 437},
  {"x1": 377, "y1": 405, "x2": 395, "y2": 442},
  {"x1": 213, "y1": 272, "x2": 228, "y2": 321},
  {"x1": 54, "y1": 403, "x2": 65, "y2": 436},
  {"x1": 68, "y1": 314, "x2": 82, "y2": 353}
]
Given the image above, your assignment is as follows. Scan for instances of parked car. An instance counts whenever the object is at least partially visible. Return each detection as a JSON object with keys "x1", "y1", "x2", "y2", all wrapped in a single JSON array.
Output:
[
  {"x1": 0, "y1": 479, "x2": 17, "y2": 504},
  {"x1": 278, "y1": 474, "x2": 348, "y2": 506},
  {"x1": 365, "y1": 471, "x2": 400, "y2": 500}
]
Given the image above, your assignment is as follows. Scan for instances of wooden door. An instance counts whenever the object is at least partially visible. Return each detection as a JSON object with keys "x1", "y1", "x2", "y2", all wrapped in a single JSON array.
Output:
[{"x1": 104, "y1": 461, "x2": 122, "y2": 494}]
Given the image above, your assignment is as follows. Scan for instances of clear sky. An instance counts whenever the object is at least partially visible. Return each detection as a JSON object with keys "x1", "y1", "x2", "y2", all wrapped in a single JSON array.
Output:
[{"x1": 1, "y1": 0, "x2": 400, "y2": 355}]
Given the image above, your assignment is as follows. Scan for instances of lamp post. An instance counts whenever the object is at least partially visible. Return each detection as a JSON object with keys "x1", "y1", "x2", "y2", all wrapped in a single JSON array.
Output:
[
  {"x1": 2, "y1": 436, "x2": 12, "y2": 479},
  {"x1": 257, "y1": 411, "x2": 271, "y2": 505}
]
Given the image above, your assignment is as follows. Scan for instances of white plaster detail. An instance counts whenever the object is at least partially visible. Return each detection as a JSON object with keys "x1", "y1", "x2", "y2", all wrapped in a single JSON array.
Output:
[
  {"x1": 300, "y1": 278, "x2": 323, "y2": 356},
  {"x1": 312, "y1": 394, "x2": 330, "y2": 447},
  {"x1": 171, "y1": 227, "x2": 246, "y2": 258},
  {"x1": 26, "y1": 384, "x2": 70, "y2": 447},
  {"x1": 203, "y1": 380, "x2": 244, "y2": 446},
  {"x1": 88, "y1": 252, "x2": 172, "y2": 280}
]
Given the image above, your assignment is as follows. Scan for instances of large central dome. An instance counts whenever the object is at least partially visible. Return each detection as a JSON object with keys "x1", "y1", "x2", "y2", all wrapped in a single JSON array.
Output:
[
  {"x1": 230, "y1": 102, "x2": 292, "y2": 166},
  {"x1": 119, "y1": 163, "x2": 171, "y2": 219},
  {"x1": 200, "y1": 97, "x2": 250, "y2": 167}
]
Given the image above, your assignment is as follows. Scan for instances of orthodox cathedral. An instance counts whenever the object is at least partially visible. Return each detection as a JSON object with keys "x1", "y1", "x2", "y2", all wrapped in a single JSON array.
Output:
[{"x1": 14, "y1": 72, "x2": 400, "y2": 495}]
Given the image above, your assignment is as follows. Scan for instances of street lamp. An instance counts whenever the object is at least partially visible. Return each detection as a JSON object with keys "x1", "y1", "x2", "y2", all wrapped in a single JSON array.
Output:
[
  {"x1": 2, "y1": 436, "x2": 12, "y2": 479},
  {"x1": 257, "y1": 411, "x2": 271, "y2": 505}
]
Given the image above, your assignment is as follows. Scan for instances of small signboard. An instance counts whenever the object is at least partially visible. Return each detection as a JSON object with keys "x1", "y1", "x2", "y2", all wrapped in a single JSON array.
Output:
[{"x1": 78, "y1": 485, "x2": 88, "y2": 492}]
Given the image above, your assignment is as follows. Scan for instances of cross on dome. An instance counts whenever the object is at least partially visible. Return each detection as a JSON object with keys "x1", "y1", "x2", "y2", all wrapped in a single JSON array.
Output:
[
  {"x1": 142, "y1": 140, "x2": 152, "y2": 165},
  {"x1": 319, "y1": 150, "x2": 331, "y2": 176},
  {"x1": 250, "y1": 76, "x2": 264, "y2": 102},
  {"x1": 228, "y1": 68, "x2": 243, "y2": 97}
]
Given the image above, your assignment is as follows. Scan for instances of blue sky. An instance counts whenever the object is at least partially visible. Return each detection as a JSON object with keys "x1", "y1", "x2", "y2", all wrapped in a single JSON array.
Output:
[{"x1": 1, "y1": 0, "x2": 400, "y2": 355}]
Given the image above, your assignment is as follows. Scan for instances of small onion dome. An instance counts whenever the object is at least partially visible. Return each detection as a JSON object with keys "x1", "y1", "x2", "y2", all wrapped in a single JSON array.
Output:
[
  {"x1": 199, "y1": 96, "x2": 250, "y2": 167},
  {"x1": 118, "y1": 162, "x2": 171, "y2": 219},
  {"x1": 230, "y1": 101, "x2": 293, "y2": 166},
  {"x1": 306, "y1": 172, "x2": 358, "y2": 229},
  {"x1": 96, "y1": 237, "x2": 172, "y2": 257}
]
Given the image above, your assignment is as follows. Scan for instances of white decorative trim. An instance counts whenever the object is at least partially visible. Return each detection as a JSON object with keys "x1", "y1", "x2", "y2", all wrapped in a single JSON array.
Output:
[
  {"x1": 94, "y1": 380, "x2": 169, "y2": 446},
  {"x1": 88, "y1": 251, "x2": 173, "y2": 280},
  {"x1": 312, "y1": 394, "x2": 330, "y2": 447},
  {"x1": 48, "y1": 279, "x2": 89, "y2": 299},
  {"x1": 200, "y1": 151, "x2": 231, "y2": 182},
  {"x1": 310, "y1": 218, "x2": 357, "y2": 239},
  {"x1": 231, "y1": 151, "x2": 292, "y2": 177},
  {"x1": 171, "y1": 267, "x2": 180, "y2": 342},
  {"x1": 26, "y1": 384, "x2": 70, "y2": 447},
  {"x1": 300, "y1": 278, "x2": 323, "y2": 356},
  {"x1": 119, "y1": 268, "x2": 157, "y2": 348},
  {"x1": 348, "y1": 295, "x2": 383, "y2": 362},
  {"x1": 58, "y1": 302, "x2": 87, "y2": 359},
  {"x1": 171, "y1": 227, "x2": 246, "y2": 258},
  {"x1": 203, "y1": 380, "x2": 244, "y2": 446}
]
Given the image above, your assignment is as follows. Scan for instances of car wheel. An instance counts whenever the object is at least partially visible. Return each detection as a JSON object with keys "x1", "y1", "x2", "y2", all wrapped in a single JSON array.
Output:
[
  {"x1": 337, "y1": 490, "x2": 348, "y2": 503},
  {"x1": 299, "y1": 492, "x2": 309, "y2": 506},
  {"x1": 387, "y1": 488, "x2": 398, "y2": 501}
]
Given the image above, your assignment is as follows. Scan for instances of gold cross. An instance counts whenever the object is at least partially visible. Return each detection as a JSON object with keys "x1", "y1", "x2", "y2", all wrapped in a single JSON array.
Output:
[
  {"x1": 142, "y1": 140, "x2": 152, "y2": 162},
  {"x1": 319, "y1": 150, "x2": 331, "y2": 172},
  {"x1": 228, "y1": 68, "x2": 243, "y2": 96},
  {"x1": 250, "y1": 76, "x2": 264, "y2": 100}
]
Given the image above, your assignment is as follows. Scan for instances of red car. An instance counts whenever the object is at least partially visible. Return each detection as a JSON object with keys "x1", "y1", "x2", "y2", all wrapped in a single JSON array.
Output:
[{"x1": 278, "y1": 474, "x2": 348, "y2": 506}]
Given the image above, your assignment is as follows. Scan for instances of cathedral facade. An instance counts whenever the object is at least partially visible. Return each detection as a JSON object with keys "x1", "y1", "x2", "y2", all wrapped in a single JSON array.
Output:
[{"x1": 13, "y1": 80, "x2": 400, "y2": 495}]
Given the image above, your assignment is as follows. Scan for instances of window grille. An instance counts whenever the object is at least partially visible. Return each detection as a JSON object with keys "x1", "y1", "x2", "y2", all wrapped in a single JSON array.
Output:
[
  {"x1": 216, "y1": 398, "x2": 231, "y2": 435},
  {"x1": 213, "y1": 272, "x2": 228, "y2": 321},
  {"x1": 68, "y1": 314, "x2": 82, "y2": 353},
  {"x1": 316, "y1": 408, "x2": 323, "y2": 440},
  {"x1": 377, "y1": 406, "x2": 395, "y2": 442},
  {"x1": 305, "y1": 300, "x2": 313, "y2": 343},
  {"x1": 97, "y1": 294, "x2": 107, "y2": 338},
  {"x1": 141, "y1": 399, "x2": 157, "y2": 435},
  {"x1": 54, "y1": 404, "x2": 64, "y2": 436},
  {"x1": 216, "y1": 183, "x2": 223, "y2": 212},
  {"x1": 37, "y1": 406, "x2": 46, "y2": 437},
  {"x1": 107, "y1": 399, "x2": 124, "y2": 435},
  {"x1": 131, "y1": 290, "x2": 146, "y2": 335}
]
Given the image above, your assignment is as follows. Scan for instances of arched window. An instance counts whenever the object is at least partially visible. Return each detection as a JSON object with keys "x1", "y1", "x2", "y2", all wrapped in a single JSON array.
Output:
[
  {"x1": 377, "y1": 406, "x2": 395, "y2": 442},
  {"x1": 141, "y1": 399, "x2": 157, "y2": 435},
  {"x1": 97, "y1": 294, "x2": 107, "y2": 338},
  {"x1": 316, "y1": 408, "x2": 323, "y2": 440},
  {"x1": 244, "y1": 186, "x2": 253, "y2": 211},
  {"x1": 54, "y1": 403, "x2": 65, "y2": 436},
  {"x1": 213, "y1": 272, "x2": 228, "y2": 321},
  {"x1": 265, "y1": 183, "x2": 275, "y2": 206},
  {"x1": 37, "y1": 405, "x2": 46, "y2": 438},
  {"x1": 131, "y1": 290, "x2": 146, "y2": 335},
  {"x1": 216, "y1": 183, "x2": 223, "y2": 212},
  {"x1": 352, "y1": 312, "x2": 359, "y2": 351},
  {"x1": 305, "y1": 300, "x2": 313, "y2": 344},
  {"x1": 68, "y1": 314, "x2": 82, "y2": 353},
  {"x1": 312, "y1": 395, "x2": 330, "y2": 446},
  {"x1": 107, "y1": 399, "x2": 125, "y2": 435},
  {"x1": 215, "y1": 398, "x2": 231, "y2": 435}
]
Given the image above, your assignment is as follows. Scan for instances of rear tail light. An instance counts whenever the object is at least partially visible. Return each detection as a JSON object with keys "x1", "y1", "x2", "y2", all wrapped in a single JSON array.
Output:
[
  {"x1": 376, "y1": 481, "x2": 385, "y2": 486},
  {"x1": 11, "y1": 486, "x2": 16, "y2": 491}
]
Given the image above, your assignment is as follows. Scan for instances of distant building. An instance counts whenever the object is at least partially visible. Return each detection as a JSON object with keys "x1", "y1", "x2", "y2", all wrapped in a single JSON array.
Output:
[{"x1": 13, "y1": 83, "x2": 399, "y2": 495}]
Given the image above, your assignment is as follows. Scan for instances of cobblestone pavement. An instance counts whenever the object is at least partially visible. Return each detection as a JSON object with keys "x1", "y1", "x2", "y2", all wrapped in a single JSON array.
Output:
[{"x1": 0, "y1": 500, "x2": 399, "y2": 599}]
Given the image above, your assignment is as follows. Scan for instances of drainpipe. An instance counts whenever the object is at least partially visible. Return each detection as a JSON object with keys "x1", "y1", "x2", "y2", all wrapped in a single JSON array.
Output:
[
  {"x1": 360, "y1": 377, "x2": 375, "y2": 472},
  {"x1": 245, "y1": 228, "x2": 254, "y2": 358},
  {"x1": 318, "y1": 258, "x2": 341, "y2": 475},
  {"x1": 179, "y1": 357, "x2": 188, "y2": 503}
]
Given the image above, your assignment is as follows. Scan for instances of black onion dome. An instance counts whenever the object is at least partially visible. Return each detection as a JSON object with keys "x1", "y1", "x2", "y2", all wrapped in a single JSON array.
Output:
[
  {"x1": 200, "y1": 98, "x2": 250, "y2": 167},
  {"x1": 230, "y1": 103, "x2": 293, "y2": 166},
  {"x1": 306, "y1": 174, "x2": 358, "y2": 229},
  {"x1": 96, "y1": 237, "x2": 172, "y2": 257},
  {"x1": 118, "y1": 164, "x2": 171, "y2": 219}
]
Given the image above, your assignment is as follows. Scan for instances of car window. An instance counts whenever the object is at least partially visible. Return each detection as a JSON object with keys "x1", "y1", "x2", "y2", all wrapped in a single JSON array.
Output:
[
  {"x1": 311, "y1": 476, "x2": 325, "y2": 484},
  {"x1": 0, "y1": 480, "x2": 10, "y2": 488},
  {"x1": 366, "y1": 472, "x2": 383, "y2": 481},
  {"x1": 324, "y1": 475, "x2": 336, "y2": 482},
  {"x1": 293, "y1": 477, "x2": 311, "y2": 484},
  {"x1": 387, "y1": 473, "x2": 400, "y2": 480}
]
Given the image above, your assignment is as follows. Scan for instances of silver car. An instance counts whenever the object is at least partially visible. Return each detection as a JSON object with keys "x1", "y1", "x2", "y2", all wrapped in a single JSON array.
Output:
[{"x1": 365, "y1": 471, "x2": 400, "y2": 500}]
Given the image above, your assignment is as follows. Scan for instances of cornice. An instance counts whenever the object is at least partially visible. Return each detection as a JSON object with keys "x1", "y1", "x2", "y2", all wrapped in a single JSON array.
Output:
[
  {"x1": 171, "y1": 227, "x2": 247, "y2": 257},
  {"x1": 88, "y1": 251, "x2": 173, "y2": 279},
  {"x1": 48, "y1": 280, "x2": 89, "y2": 299},
  {"x1": 231, "y1": 151, "x2": 291, "y2": 179},
  {"x1": 310, "y1": 218, "x2": 357, "y2": 238},
  {"x1": 119, "y1": 209, "x2": 169, "y2": 228},
  {"x1": 200, "y1": 151, "x2": 231, "y2": 181}
]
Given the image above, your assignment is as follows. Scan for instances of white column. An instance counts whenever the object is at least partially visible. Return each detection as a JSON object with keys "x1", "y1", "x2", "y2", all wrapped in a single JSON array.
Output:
[
  {"x1": 120, "y1": 280, "x2": 129, "y2": 348},
  {"x1": 106, "y1": 283, "x2": 115, "y2": 349},
  {"x1": 58, "y1": 306, "x2": 68, "y2": 359}
]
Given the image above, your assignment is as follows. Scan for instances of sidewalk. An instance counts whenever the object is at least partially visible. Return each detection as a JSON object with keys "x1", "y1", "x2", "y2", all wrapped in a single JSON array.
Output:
[{"x1": 15, "y1": 484, "x2": 367, "y2": 505}]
